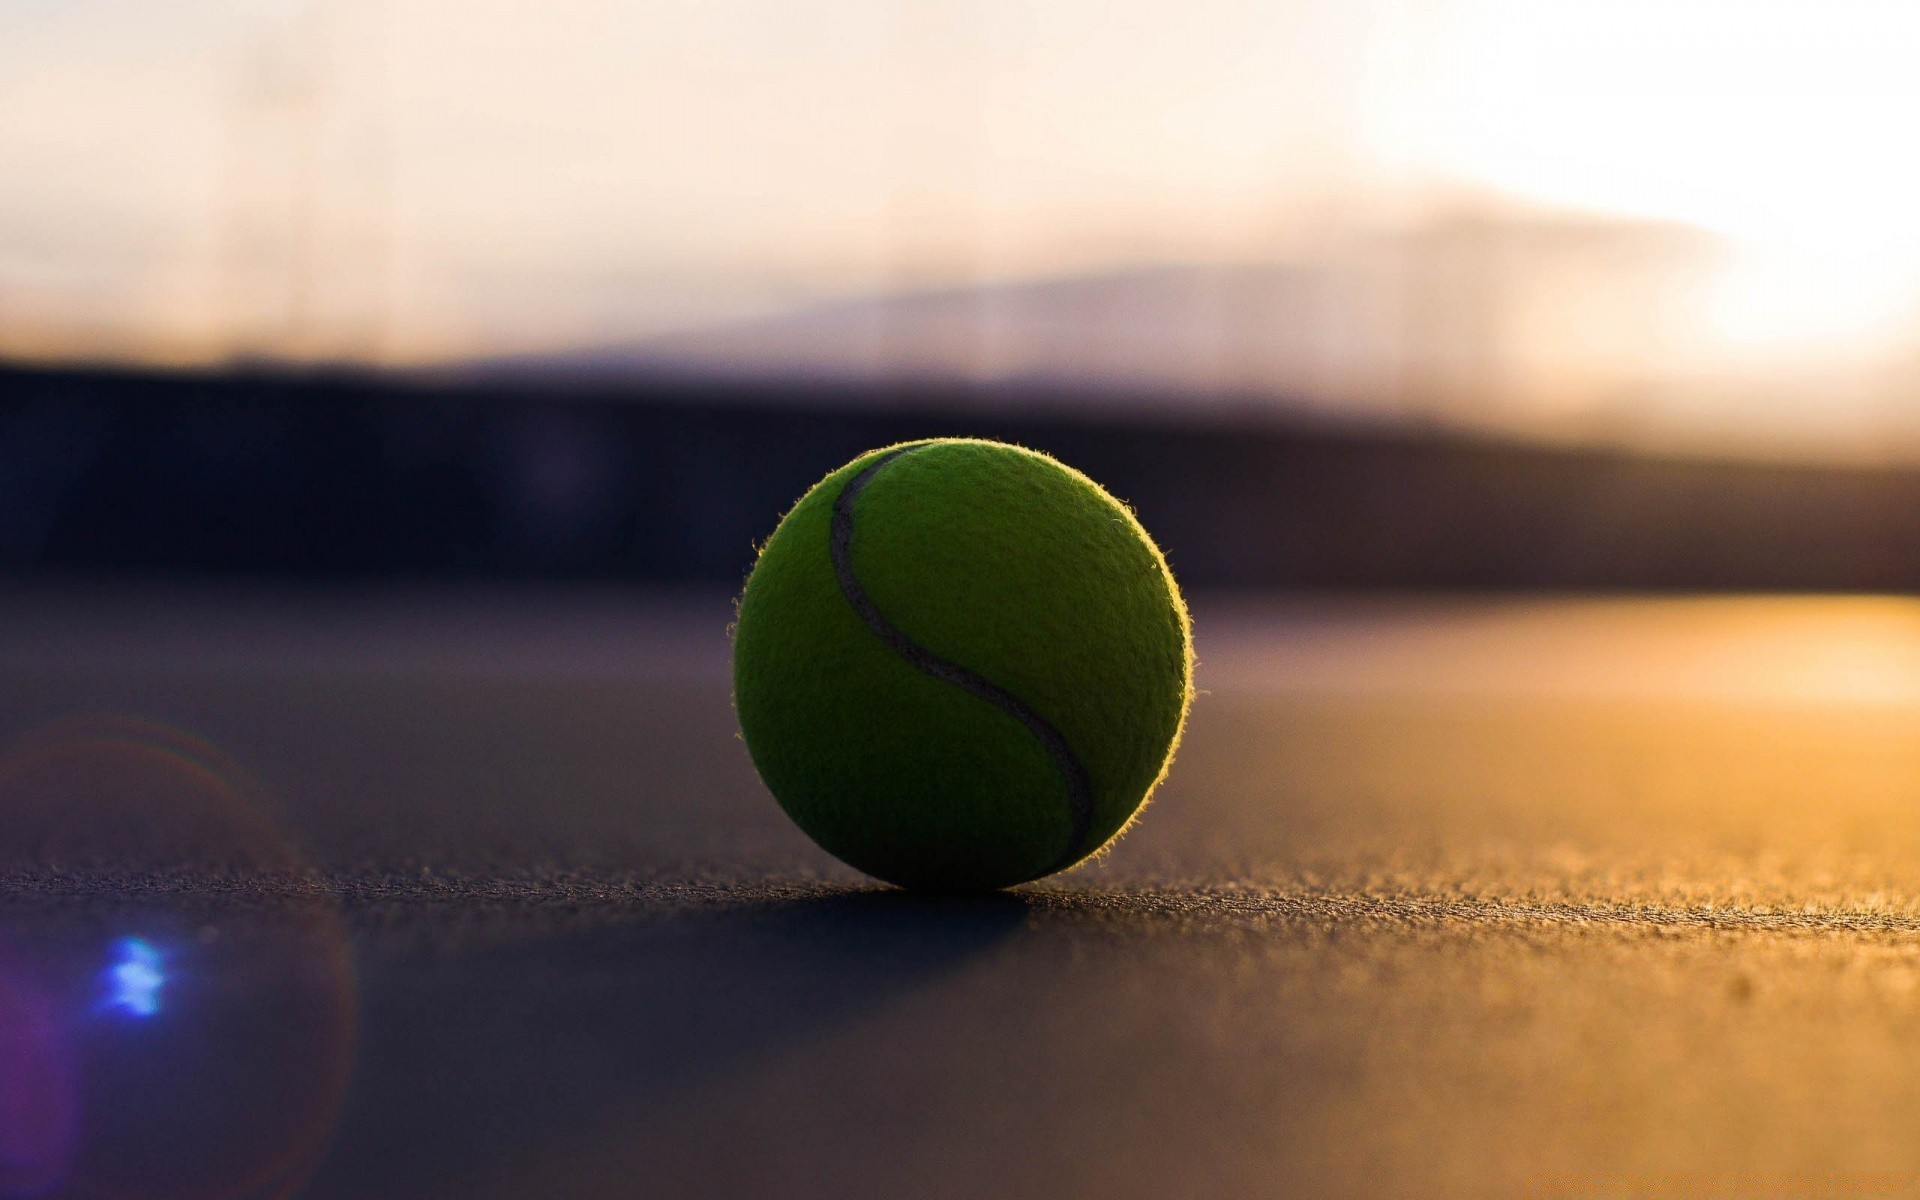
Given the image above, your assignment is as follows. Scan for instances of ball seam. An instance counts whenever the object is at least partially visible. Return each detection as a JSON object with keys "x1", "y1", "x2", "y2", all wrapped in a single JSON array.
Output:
[{"x1": 829, "y1": 445, "x2": 1096, "y2": 873}]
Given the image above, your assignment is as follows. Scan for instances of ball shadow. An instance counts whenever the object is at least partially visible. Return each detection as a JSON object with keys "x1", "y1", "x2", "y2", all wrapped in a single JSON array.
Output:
[{"x1": 308, "y1": 887, "x2": 1032, "y2": 1196}]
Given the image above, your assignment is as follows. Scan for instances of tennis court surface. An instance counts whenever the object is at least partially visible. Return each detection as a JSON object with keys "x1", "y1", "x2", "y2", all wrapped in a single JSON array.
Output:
[{"x1": 4, "y1": 588, "x2": 1919, "y2": 1199}]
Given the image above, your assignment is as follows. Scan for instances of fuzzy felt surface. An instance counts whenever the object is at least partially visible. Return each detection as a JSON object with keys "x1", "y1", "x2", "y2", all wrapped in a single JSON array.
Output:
[{"x1": 732, "y1": 439, "x2": 1192, "y2": 890}]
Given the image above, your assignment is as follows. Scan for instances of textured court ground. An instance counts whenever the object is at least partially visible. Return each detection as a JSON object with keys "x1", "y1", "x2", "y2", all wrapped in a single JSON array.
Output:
[{"x1": 5, "y1": 591, "x2": 1920, "y2": 1198}]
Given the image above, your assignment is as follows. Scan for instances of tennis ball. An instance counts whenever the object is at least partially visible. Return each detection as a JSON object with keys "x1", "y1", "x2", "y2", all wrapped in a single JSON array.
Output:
[{"x1": 733, "y1": 438, "x2": 1192, "y2": 891}]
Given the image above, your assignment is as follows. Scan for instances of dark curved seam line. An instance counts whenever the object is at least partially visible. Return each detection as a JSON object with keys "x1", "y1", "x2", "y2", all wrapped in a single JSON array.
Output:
[{"x1": 831, "y1": 447, "x2": 1095, "y2": 873}]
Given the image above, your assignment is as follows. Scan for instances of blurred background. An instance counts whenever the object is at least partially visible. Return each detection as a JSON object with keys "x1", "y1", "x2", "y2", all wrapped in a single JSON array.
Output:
[{"x1": 9, "y1": 0, "x2": 1920, "y2": 587}]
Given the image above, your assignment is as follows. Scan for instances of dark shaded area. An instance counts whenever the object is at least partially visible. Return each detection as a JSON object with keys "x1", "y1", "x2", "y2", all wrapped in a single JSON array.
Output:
[
  {"x1": 9, "y1": 362, "x2": 1920, "y2": 588},
  {"x1": 306, "y1": 889, "x2": 1030, "y2": 1198}
]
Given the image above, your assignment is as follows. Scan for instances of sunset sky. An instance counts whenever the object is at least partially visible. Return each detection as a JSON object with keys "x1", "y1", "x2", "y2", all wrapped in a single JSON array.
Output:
[{"x1": 5, "y1": 0, "x2": 1920, "y2": 453}]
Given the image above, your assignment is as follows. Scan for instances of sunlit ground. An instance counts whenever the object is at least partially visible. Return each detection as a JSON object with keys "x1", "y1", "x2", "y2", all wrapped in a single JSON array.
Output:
[
  {"x1": 1204, "y1": 594, "x2": 1920, "y2": 707},
  {"x1": 1169, "y1": 594, "x2": 1920, "y2": 914}
]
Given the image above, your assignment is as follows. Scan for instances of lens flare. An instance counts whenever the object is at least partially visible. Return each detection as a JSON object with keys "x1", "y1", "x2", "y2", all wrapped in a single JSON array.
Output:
[
  {"x1": 0, "y1": 717, "x2": 357, "y2": 1200},
  {"x1": 100, "y1": 940, "x2": 165, "y2": 1020}
]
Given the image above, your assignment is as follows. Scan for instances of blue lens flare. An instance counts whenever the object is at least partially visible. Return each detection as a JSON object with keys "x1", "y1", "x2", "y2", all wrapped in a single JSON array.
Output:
[{"x1": 99, "y1": 939, "x2": 164, "y2": 1019}]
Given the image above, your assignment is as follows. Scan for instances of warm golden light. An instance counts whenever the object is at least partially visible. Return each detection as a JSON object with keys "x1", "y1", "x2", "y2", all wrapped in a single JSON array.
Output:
[
  {"x1": 1201, "y1": 596, "x2": 1920, "y2": 709},
  {"x1": 1378, "y1": 0, "x2": 1920, "y2": 359}
]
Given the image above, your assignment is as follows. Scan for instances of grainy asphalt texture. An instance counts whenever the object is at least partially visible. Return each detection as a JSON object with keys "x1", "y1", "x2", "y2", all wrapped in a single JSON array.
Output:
[{"x1": 5, "y1": 590, "x2": 1920, "y2": 1199}]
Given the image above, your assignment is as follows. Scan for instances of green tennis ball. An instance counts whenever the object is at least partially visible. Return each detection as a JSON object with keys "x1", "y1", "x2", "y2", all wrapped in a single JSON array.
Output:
[{"x1": 732, "y1": 438, "x2": 1193, "y2": 891}]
